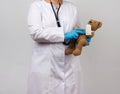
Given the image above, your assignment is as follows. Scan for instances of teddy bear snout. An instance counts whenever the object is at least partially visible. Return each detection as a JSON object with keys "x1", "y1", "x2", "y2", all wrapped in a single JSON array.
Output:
[{"x1": 97, "y1": 22, "x2": 102, "y2": 28}]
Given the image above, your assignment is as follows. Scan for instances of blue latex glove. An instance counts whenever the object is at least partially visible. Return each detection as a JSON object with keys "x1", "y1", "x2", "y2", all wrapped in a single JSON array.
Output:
[
  {"x1": 73, "y1": 28, "x2": 85, "y2": 35},
  {"x1": 86, "y1": 37, "x2": 91, "y2": 45},
  {"x1": 64, "y1": 31, "x2": 78, "y2": 42},
  {"x1": 64, "y1": 28, "x2": 85, "y2": 42}
]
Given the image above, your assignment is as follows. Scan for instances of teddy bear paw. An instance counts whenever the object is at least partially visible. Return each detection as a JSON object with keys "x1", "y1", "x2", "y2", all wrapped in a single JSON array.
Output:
[
  {"x1": 73, "y1": 49, "x2": 82, "y2": 56},
  {"x1": 65, "y1": 48, "x2": 74, "y2": 55}
]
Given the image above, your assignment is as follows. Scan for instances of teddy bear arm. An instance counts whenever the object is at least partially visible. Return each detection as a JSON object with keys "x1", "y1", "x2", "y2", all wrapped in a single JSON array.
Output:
[
  {"x1": 65, "y1": 39, "x2": 77, "y2": 55},
  {"x1": 86, "y1": 32, "x2": 95, "y2": 38},
  {"x1": 72, "y1": 35, "x2": 88, "y2": 56}
]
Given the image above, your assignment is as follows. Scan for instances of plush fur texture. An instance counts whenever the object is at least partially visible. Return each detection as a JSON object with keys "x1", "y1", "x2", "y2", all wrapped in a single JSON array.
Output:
[{"x1": 65, "y1": 19, "x2": 102, "y2": 56}]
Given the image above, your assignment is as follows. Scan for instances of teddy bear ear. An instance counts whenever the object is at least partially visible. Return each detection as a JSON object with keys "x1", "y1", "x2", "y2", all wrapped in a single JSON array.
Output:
[{"x1": 88, "y1": 20, "x2": 93, "y2": 24}]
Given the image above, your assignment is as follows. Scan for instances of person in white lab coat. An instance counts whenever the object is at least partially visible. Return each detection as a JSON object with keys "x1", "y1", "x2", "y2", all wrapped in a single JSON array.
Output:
[{"x1": 27, "y1": 0, "x2": 85, "y2": 94}]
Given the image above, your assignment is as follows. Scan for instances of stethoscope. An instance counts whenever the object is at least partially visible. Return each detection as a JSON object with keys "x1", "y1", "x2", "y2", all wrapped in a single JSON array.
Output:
[
  {"x1": 50, "y1": 0, "x2": 69, "y2": 45},
  {"x1": 50, "y1": 0, "x2": 61, "y2": 27}
]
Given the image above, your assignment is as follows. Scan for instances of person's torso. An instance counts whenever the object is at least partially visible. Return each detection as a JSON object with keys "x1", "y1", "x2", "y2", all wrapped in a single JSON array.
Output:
[{"x1": 31, "y1": 0, "x2": 78, "y2": 59}]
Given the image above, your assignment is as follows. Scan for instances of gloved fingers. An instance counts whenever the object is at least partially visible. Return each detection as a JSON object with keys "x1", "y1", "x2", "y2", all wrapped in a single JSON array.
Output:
[
  {"x1": 73, "y1": 32, "x2": 79, "y2": 39},
  {"x1": 64, "y1": 32, "x2": 76, "y2": 41},
  {"x1": 78, "y1": 30, "x2": 85, "y2": 35},
  {"x1": 74, "y1": 28, "x2": 85, "y2": 35}
]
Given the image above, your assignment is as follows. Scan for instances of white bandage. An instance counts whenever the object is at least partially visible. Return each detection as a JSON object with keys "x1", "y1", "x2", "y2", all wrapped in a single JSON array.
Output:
[{"x1": 86, "y1": 24, "x2": 92, "y2": 35}]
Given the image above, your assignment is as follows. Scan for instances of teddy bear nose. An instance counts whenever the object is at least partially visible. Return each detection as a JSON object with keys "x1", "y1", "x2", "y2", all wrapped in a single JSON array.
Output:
[{"x1": 98, "y1": 22, "x2": 102, "y2": 28}]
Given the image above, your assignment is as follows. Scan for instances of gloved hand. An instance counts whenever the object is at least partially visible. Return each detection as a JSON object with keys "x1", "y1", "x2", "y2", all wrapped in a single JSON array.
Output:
[
  {"x1": 64, "y1": 28, "x2": 85, "y2": 42},
  {"x1": 73, "y1": 28, "x2": 85, "y2": 35},
  {"x1": 86, "y1": 37, "x2": 91, "y2": 45}
]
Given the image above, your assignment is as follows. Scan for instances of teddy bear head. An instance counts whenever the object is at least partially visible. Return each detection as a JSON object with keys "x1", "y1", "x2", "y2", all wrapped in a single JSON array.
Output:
[{"x1": 88, "y1": 19, "x2": 102, "y2": 31}]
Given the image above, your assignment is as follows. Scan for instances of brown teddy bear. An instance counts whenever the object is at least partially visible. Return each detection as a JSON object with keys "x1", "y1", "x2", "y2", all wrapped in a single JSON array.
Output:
[{"x1": 65, "y1": 19, "x2": 102, "y2": 56}]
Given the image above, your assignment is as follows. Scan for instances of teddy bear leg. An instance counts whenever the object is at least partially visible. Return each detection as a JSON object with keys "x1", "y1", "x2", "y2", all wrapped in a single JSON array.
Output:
[
  {"x1": 73, "y1": 35, "x2": 88, "y2": 56},
  {"x1": 72, "y1": 44, "x2": 83, "y2": 56},
  {"x1": 65, "y1": 39, "x2": 76, "y2": 55}
]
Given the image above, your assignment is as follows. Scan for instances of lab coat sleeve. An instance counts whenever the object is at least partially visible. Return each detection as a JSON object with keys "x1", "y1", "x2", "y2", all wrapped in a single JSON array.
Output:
[{"x1": 27, "y1": 2, "x2": 65, "y2": 43}]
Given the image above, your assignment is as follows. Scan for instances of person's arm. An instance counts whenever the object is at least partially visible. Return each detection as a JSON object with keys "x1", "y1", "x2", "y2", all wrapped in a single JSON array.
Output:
[{"x1": 27, "y1": 2, "x2": 64, "y2": 43}]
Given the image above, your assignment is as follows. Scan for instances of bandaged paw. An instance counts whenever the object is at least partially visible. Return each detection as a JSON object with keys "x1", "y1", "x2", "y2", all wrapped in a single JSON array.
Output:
[{"x1": 86, "y1": 24, "x2": 92, "y2": 35}]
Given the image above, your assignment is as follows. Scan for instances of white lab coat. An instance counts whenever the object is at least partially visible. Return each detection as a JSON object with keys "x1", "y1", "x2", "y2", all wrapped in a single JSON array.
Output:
[{"x1": 27, "y1": 0, "x2": 84, "y2": 94}]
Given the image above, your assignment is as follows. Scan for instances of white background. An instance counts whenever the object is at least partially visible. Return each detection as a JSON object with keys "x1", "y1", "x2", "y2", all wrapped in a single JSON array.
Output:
[{"x1": 0, "y1": 0, "x2": 120, "y2": 94}]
